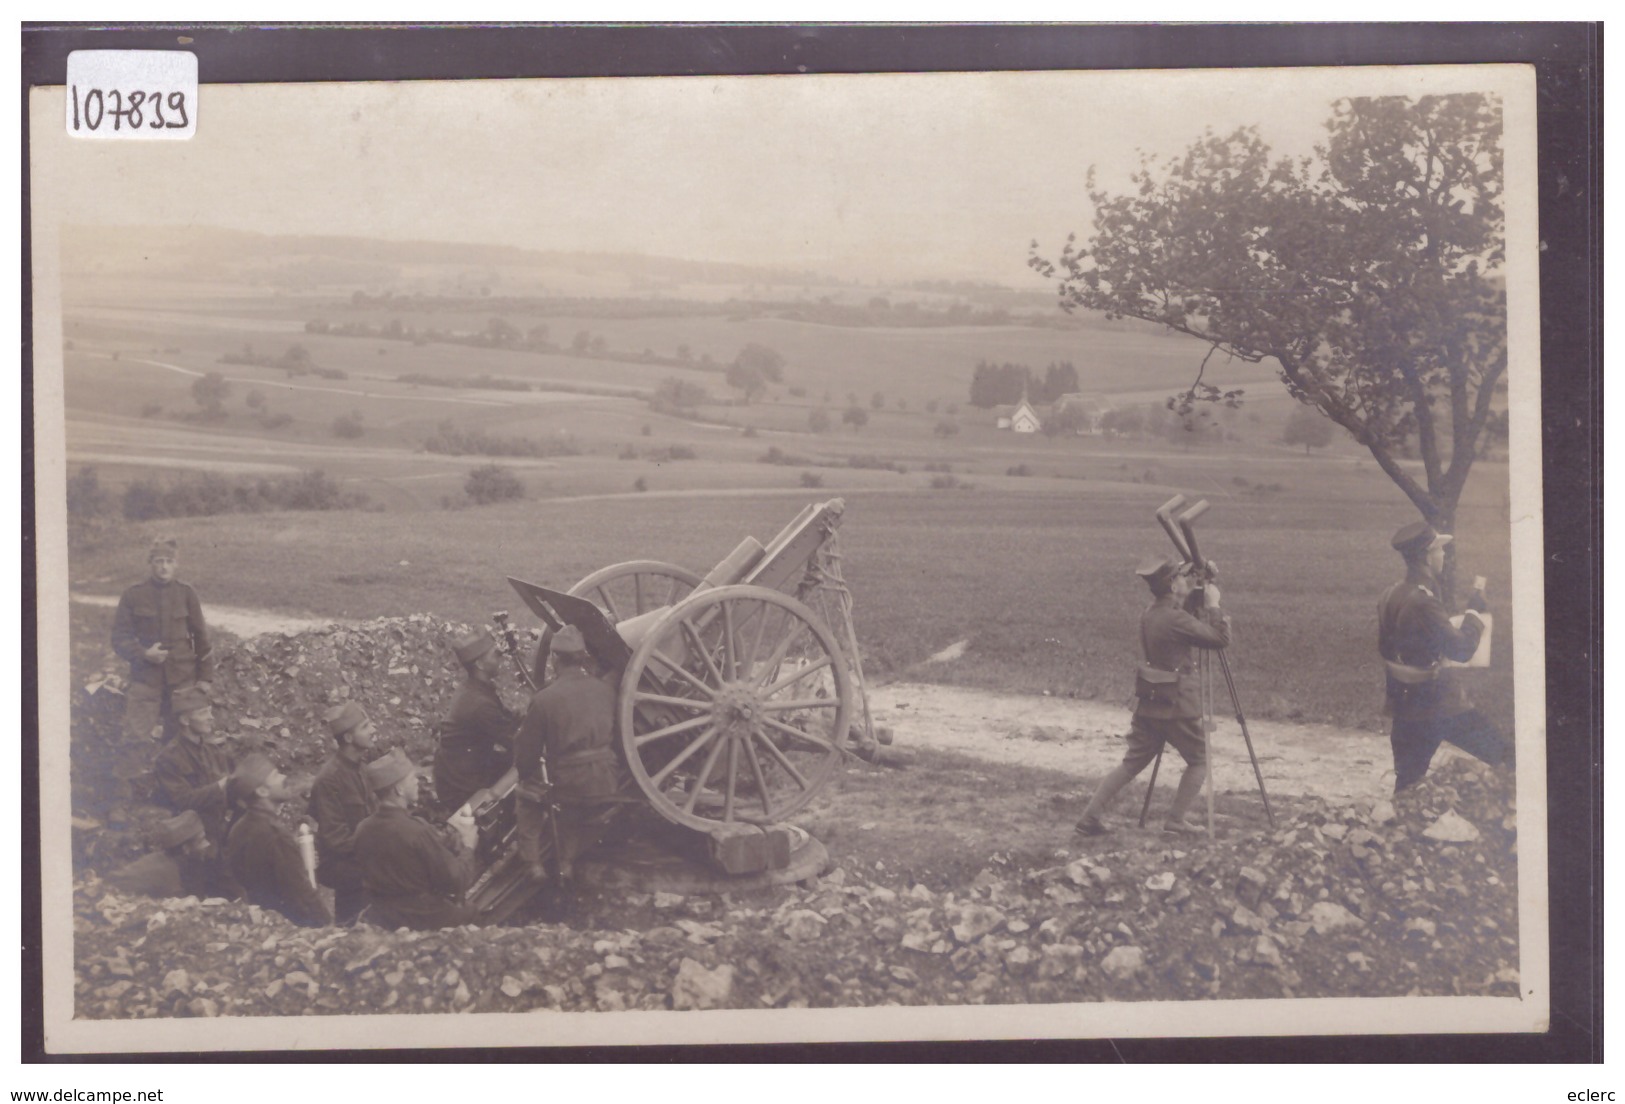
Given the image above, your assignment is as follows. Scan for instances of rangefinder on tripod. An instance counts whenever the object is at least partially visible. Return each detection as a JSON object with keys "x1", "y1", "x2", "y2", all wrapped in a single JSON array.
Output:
[{"x1": 1141, "y1": 495, "x2": 1275, "y2": 834}]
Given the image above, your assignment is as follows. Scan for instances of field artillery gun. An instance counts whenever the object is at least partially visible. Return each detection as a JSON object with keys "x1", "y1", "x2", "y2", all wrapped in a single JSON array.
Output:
[{"x1": 460, "y1": 498, "x2": 877, "y2": 923}]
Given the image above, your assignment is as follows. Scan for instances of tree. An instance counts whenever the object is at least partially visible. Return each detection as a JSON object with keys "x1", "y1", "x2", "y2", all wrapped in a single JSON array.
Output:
[
  {"x1": 1040, "y1": 360, "x2": 1080, "y2": 403},
  {"x1": 1032, "y1": 93, "x2": 1505, "y2": 587},
  {"x1": 190, "y1": 372, "x2": 230, "y2": 417},
  {"x1": 733, "y1": 343, "x2": 786, "y2": 384},
  {"x1": 870, "y1": 391, "x2": 885, "y2": 411},
  {"x1": 841, "y1": 406, "x2": 869, "y2": 432},
  {"x1": 807, "y1": 408, "x2": 831, "y2": 434},
  {"x1": 465, "y1": 464, "x2": 525, "y2": 505},
  {"x1": 1283, "y1": 404, "x2": 1336, "y2": 453},
  {"x1": 1099, "y1": 405, "x2": 1144, "y2": 437},
  {"x1": 725, "y1": 360, "x2": 767, "y2": 404},
  {"x1": 1043, "y1": 404, "x2": 1085, "y2": 439},
  {"x1": 933, "y1": 419, "x2": 960, "y2": 438}
]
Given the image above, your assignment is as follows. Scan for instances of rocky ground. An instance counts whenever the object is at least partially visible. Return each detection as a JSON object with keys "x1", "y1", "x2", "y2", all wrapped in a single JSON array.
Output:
[{"x1": 67, "y1": 616, "x2": 1522, "y2": 1018}]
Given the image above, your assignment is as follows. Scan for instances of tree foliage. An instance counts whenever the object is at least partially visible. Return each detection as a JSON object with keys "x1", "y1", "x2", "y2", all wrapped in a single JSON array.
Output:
[
  {"x1": 190, "y1": 372, "x2": 231, "y2": 417},
  {"x1": 1032, "y1": 93, "x2": 1506, "y2": 538},
  {"x1": 1283, "y1": 404, "x2": 1336, "y2": 453}
]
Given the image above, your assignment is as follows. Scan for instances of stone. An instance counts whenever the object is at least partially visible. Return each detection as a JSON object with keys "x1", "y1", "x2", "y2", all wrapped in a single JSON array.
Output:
[
  {"x1": 1145, "y1": 872, "x2": 1176, "y2": 893},
  {"x1": 706, "y1": 823, "x2": 772, "y2": 875},
  {"x1": 1229, "y1": 905, "x2": 1267, "y2": 934},
  {"x1": 1038, "y1": 943, "x2": 1086, "y2": 980},
  {"x1": 653, "y1": 892, "x2": 685, "y2": 910},
  {"x1": 1321, "y1": 823, "x2": 1348, "y2": 841},
  {"x1": 888, "y1": 966, "x2": 921, "y2": 986},
  {"x1": 1423, "y1": 811, "x2": 1481, "y2": 843},
  {"x1": 1252, "y1": 936, "x2": 1284, "y2": 968},
  {"x1": 162, "y1": 969, "x2": 190, "y2": 995},
  {"x1": 1100, "y1": 946, "x2": 1145, "y2": 981},
  {"x1": 948, "y1": 903, "x2": 1004, "y2": 943},
  {"x1": 1003, "y1": 945, "x2": 1039, "y2": 977},
  {"x1": 1306, "y1": 902, "x2": 1365, "y2": 935},
  {"x1": 501, "y1": 976, "x2": 524, "y2": 998},
  {"x1": 781, "y1": 909, "x2": 827, "y2": 941},
  {"x1": 671, "y1": 958, "x2": 735, "y2": 1011},
  {"x1": 1404, "y1": 918, "x2": 1438, "y2": 938},
  {"x1": 1236, "y1": 867, "x2": 1269, "y2": 909}
]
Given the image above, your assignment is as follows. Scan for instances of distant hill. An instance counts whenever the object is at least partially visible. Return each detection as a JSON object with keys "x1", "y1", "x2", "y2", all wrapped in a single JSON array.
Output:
[{"x1": 60, "y1": 224, "x2": 863, "y2": 293}]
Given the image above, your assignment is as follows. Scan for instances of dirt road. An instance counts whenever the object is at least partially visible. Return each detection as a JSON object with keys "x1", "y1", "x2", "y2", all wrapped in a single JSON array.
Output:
[{"x1": 867, "y1": 681, "x2": 1395, "y2": 805}]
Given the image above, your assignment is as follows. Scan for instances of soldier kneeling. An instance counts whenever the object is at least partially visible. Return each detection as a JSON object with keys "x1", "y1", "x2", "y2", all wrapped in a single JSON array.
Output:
[
  {"x1": 225, "y1": 754, "x2": 333, "y2": 928},
  {"x1": 108, "y1": 810, "x2": 236, "y2": 900}
]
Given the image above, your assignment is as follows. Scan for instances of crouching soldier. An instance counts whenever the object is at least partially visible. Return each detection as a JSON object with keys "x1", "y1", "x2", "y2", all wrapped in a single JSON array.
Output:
[
  {"x1": 513, "y1": 626, "x2": 623, "y2": 894},
  {"x1": 434, "y1": 630, "x2": 519, "y2": 816},
  {"x1": 308, "y1": 702, "x2": 379, "y2": 925},
  {"x1": 152, "y1": 685, "x2": 232, "y2": 850},
  {"x1": 1074, "y1": 555, "x2": 1231, "y2": 838},
  {"x1": 224, "y1": 754, "x2": 333, "y2": 928},
  {"x1": 107, "y1": 810, "x2": 234, "y2": 899},
  {"x1": 353, "y1": 748, "x2": 478, "y2": 930}
]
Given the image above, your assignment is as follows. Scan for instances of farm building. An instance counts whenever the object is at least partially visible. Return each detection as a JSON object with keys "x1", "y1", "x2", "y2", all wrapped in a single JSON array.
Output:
[{"x1": 992, "y1": 399, "x2": 1043, "y2": 433}]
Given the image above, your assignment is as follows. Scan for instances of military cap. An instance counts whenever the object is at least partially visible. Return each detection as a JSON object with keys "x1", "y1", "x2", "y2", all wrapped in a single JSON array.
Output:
[
  {"x1": 1134, "y1": 555, "x2": 1186, "y2": 588},
  {"x1": 363, "y1": 747, "x2": 418, "y2": 793},
  {"x1": 228, "y1": 753, "x2": 277, "y2": 805},
  {"x1": 153, "y1": 810, "x2": 206, "y2": 850},
  {"x1": 1391, "y1": 522, "x2": 1453, "y2": 557},
  {"x1": 453, "y1": 630, "x2": 496, "y2": 665},
  {"x1": 171, "y1": 684, "x2": 212, "y2": 717},
  {"x1": 550, "y1": 624, "x2": 590, "y2": 657},
  {"x1": 148, "y1": 537, "x2": 178, "y2": 560},
  {"x1": 324, "y1": 701, "x2": 369, "y2": 740}
]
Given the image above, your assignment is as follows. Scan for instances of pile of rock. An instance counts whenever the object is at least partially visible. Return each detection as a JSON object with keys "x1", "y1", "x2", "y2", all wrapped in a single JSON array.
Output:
[{"x1": 70, "y1": 755, "x2": 1519, "y2": 1017}]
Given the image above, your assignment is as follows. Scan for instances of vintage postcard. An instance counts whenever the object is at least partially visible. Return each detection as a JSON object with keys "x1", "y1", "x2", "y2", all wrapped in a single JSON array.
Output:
[{"x1": 29, "y1": 56, "x2": 1550, "y2": 1055}]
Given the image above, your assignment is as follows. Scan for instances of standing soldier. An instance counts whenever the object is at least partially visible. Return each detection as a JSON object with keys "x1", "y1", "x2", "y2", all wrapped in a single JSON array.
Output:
[
  {"x1": 111, "y1": 536, "x2": 214, "y2": 743},
  {"x1": 353, "y1": 748, "x2": 479, "y2": 930},
  {"x1": 1074, "y1": 556, "x2": 1231, "y2": 838},
  {"x1": 512, "y1": 626, "x2": 623, "y2": 893},
  {"x1": 151, "y1": 685, "x2": 232, "y2": 850},
  {"x1": 434, "y1": 630, "x2": 520, "y2": 816},
  {"x1": 307, "y1": 702, "x2": 379, "y2": 926},
  {"x1": 224, "y1": 754, "x2": 333, "y2": 928},
  {"x1": 1379, "y1": 522, "x2": 1513, "y2": 792}
]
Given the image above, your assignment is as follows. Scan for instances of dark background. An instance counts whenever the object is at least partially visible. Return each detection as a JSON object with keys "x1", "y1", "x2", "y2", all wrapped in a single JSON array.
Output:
[{"x1": 20, "y1": 21, "x2": 1602, "y2": 1064}]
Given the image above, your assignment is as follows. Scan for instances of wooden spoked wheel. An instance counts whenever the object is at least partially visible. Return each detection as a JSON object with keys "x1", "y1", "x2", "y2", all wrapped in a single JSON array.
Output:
[
  {"x1": 568, "y1": 560, "x2": 703, "y2": 624},
  {"x1": 619, "y1": 584, "x2": 853, "y2": 831}
]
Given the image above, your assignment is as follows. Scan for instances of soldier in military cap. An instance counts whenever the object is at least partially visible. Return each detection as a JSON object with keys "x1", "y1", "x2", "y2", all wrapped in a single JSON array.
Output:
[
  {"x1": 1074, "y1": 554, "x2": 1231, "y2": 838},
  {"x1": 224, "y1": 754, "x2": 333, "y2": 928},
  {"x1": 433, "y1": 629, "x2": 520, "y2": 816},
  {"x1": 307, "y1": 701, "x2": 380, "y2": 925},
  {"x1": 111, "y1": 536, "x2": 214, "y2": 743},
  {"x1": 107, "y1": 810, "x2": 236, "y2": 900},
  {"x1": 151, "y1": 685, "x2": 233, "y2": 849},
  {"x1": 512, "y1": 624, "x2": 624, "y2": 896},
  {"x1": 1379, "y1": 521, "x2": 1511, "y2": 792},
  {"x1": 353, "y1": 748, "x2": 478, "y2": 930}
]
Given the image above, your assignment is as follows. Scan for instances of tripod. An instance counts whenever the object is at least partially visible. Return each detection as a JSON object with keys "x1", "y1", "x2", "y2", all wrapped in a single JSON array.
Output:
[{"x1": 1136, "y1": 646, "x2": 1275, "y2": 834}]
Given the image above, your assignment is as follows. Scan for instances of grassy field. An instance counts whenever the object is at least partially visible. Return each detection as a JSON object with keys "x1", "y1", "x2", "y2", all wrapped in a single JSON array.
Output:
[
  {"x1": 64, "y1": 463, "x2": 1516, "y2": 734},
  {"x1": 55, "y1": 273, "x2": 1519, "y2": 737}
]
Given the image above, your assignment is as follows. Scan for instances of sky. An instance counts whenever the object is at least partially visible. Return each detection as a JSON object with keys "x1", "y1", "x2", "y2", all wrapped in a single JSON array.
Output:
[{"x1": 33, "y1": 64, "x2": 1524, "y2": 285}]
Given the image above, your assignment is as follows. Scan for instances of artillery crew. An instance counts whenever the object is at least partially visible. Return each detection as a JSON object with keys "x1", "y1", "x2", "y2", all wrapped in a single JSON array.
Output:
[
  {"x1": 433, "y1": 630, "x2": 520, "y2": 816},
  {"x1": 224, "y1": 754, "x2": 333, "y2": 928},
  {"x1": 151, "y1": 685, "x2": 233, "y2": 849},
  {"x1": 353, "y1": 748, "x2": 478, "y2": 930},
  {"x1": 1379, "y1": 522, "x2": 1512, "y2": 792},
  {"x1": 1074, "y1": 555, "x2": 1231, "y2": 838},
  {"x1": 308, "y1": 702, "x2": 380, "y2": 925},
  {"x1": 512, "y1": 625, "x2": 624, "y2": 886},
  {"x1": 111, "y1": 536, "x2": 214, "y2": 743}
]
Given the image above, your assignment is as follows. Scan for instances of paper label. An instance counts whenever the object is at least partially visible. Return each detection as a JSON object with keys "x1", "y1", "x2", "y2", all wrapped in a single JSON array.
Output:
[{"x1": 65, "y1": 50, "x2": 196, "y2": 139}]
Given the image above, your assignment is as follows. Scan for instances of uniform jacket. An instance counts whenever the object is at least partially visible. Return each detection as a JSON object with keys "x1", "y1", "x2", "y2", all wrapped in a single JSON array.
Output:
[
  {"x1": 225, "y1": 808, "x2": 332, "y2": 927},
  {"x1": 434, "y1": 680, "x2": 518, "y2": 810},
  {"x1": 111, "y1": 577, "x2": 214, "y2": 689},
  {"x1": 1378, "y1": 568, "x2": 1484, "y2": 722},
  {"x1": 353, "y1": 805, "x2": 474, "y2": 924},
  {"x1": 1134, "y1": 594, "x2": 1231, "y2": 721},
  {"x1": 514, "y1": 668, "x2": 621, "y2": 802},
  {"x1": 308, "y1": 754, "x2": 377, "y2": 889},
  {"x1": 152, "y1": 737, "x2": 232, "y2": 844},
  {"x1": 108, "y1": 850, "x2": 190, "y2": 898}
]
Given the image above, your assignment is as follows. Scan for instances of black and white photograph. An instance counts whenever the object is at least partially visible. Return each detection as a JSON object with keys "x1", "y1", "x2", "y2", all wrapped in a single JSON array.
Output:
[{"x1": 24, "y1": 26, "x2": 1580, "y2": 1062}]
